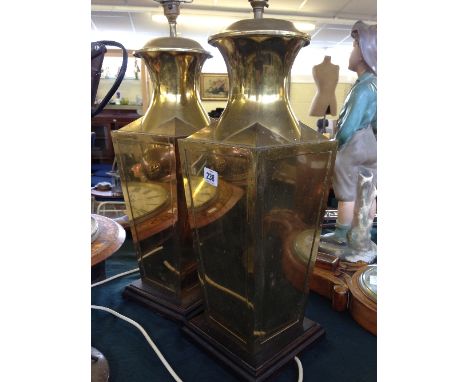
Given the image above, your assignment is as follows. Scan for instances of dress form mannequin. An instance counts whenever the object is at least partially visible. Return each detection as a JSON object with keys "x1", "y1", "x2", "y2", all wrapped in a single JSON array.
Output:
[{"x1": 309, "y1": 56, "x2": 339, "y2": 117}]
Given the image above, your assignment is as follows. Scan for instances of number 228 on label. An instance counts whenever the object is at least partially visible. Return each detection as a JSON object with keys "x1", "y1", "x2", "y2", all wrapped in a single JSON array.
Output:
[{"x1": 204, "y1": 167, "x2": 218, "y2": 187}]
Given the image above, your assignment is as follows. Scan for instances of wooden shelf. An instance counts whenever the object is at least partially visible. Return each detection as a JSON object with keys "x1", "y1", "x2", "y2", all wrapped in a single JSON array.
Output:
[{"x1": 91, "y1": 108, "x2": 141, "y2": 164}]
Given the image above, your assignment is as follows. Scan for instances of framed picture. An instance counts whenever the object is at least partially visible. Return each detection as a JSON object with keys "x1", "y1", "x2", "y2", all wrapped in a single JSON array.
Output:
[{"x1": 200, "y1": 73, "x2": 229, "y2": 101}]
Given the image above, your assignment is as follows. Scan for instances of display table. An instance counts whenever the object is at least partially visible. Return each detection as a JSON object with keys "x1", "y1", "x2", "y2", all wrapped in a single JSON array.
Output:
[{"x1": 91, "y1": 237, "x2": 376, "y2": 382}]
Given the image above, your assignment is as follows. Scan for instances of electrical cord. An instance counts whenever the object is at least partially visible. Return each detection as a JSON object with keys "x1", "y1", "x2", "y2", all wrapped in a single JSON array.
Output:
[
  {"x1": 92, "y1": 268, "x2": 304, "y2": 381},
  {"x1": 92, "y1": 268, "x2": 183, "y2": 381},
  {"x1": 91, "y1": 268, "x2": 139, "y2": 288},
  {"x1": 91, "y1": 304, "x2": 183, "y2": 382},
  {"x1": 294, "y1": 356, "x2": 303, "y2": 382},
  {"x1": 91, "y1": 40, "x2": 128, "y2": 118}
]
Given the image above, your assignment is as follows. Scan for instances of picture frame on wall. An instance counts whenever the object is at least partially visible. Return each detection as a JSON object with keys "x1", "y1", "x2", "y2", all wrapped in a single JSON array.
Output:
[{"x1": 200, "y1": 73, "x2": 229, "y2": 101}]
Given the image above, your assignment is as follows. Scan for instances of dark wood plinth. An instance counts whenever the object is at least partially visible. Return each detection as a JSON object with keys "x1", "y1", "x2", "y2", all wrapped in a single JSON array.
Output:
[
  {"x1": 123, "y1": 279, "x2": 203, "y2": 323},
  {"x1": 182, "y1": 315, "x2": 325, "y2": 382}
]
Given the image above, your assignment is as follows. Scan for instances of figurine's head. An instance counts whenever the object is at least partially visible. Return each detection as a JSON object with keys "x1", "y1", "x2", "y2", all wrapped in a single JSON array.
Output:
[{"x1": 348, "y1": 21, "x2": 377, "y2": 75}]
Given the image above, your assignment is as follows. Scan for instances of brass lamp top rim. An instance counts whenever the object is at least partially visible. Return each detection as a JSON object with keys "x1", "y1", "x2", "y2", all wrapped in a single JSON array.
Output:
[
  {"x1": 135, "y1": 47, "x2": 212, "y2": 57},
  {"x1": 209, "y1": 18, "x2": 311, "y2": 44},
  {"x1": 135, "y1": 36, "x2": 212, "y2": 57}
]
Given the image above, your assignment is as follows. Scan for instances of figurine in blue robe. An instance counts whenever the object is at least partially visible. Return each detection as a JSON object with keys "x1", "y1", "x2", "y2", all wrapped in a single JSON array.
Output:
[{"x1": 321, "y1": 21, "x2": 377, "y2": 248}]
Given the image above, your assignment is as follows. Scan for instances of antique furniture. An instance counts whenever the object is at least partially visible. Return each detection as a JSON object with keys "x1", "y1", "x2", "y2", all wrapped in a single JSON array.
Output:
[{"x1": 92, "y1": 108, "x2": 142, "y2": 164}]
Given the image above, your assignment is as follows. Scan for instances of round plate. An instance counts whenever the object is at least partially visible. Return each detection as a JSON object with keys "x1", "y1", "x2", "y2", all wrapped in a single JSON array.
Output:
[
  {"x1": 91, "y1": 216, "x2": 100, "y2": 243},
  {"x1": 91, "y1": 214, "x2": 126, "y2": 266}
]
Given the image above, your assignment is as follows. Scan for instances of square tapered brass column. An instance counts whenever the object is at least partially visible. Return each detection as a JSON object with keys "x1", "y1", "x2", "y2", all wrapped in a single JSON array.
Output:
[
  {"x1": 111, "y1": 1, "x2": 213, "y2": 322},
  {"x1": 180, "y1": 1, "x2": 338, "y2": 379}
]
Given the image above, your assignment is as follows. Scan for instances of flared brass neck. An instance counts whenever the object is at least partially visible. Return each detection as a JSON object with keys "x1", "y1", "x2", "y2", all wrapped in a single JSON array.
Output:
[{"x1": 130, "y1": 48, "x2": 211, "y2": 135}]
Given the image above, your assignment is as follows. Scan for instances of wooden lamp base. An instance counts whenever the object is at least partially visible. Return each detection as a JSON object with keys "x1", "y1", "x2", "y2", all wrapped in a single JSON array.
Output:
[
  {"x1": 123, "y1": 279, "x2": 203, "y2": 323},
  {"x1": 182, "y1": 315, "x2": 325, "y2": 382}
]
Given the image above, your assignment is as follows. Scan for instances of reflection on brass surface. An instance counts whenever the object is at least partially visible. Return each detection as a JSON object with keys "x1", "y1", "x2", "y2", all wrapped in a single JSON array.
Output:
[
  {"x1": 140, "y1": 144, "x2": 174, "y2": 180},
  {"x1": 184, "y1": 176, "x2": 244, "y2": 230},
  {"x1": 125, "y1": 182, "x2": 169, "y2": 221},
  {"x1": 293, "y1": 229, "x2": 317, "y2": 264},
  {"x1": 183, "y1": 176, "x2": 218, "y2": 211},
  {"x1": 207, "y1": 147, "x2": 250, "y2": 185},
  {"x1": 111, "y1": 11, "x2": 212, "y2": 313}
]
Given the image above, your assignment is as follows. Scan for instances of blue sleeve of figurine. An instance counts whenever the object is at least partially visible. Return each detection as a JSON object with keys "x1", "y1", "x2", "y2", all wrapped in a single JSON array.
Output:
[{"x1": 336, "y1": 82, "x2": 377, "y2": 147}]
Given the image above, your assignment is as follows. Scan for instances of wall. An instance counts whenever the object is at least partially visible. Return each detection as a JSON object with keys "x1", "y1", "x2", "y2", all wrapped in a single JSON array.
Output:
[
  {"x1": 96, "y1": 79, "x2": 142, "y2": 106},
  {"x1": 201, "y1": 99, "x2": 227, "y2": 115},
  {"x1": 95, "y1": 55, "x2": 144, "y2": 107}
]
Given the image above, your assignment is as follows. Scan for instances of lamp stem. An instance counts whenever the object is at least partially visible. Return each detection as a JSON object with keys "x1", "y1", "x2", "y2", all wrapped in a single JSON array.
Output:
[{"x1": 249, "y1": 0, "x2": 269, "y2": 19}]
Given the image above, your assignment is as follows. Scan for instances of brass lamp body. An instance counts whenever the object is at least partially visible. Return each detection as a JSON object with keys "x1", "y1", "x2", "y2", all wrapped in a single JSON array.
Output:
[
  {"x1": 112, "y1": 36, "x2": 212, "y2": 321},
  {"x1": 179, "y1": 8, "x2": 338, "y2": 380}
]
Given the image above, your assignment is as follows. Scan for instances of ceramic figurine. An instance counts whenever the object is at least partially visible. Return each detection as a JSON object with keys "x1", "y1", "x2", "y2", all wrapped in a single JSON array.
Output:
[{"x1": 320, "y1": 21, "x2": 377, "y2": 263}]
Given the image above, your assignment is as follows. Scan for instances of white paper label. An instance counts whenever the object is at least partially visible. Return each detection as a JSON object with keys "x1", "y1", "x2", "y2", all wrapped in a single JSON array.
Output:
[
  {"x1": 204, "y1": 167, "x2": 218, "y2": 187},
  {"x1": 369, "y1": 275, "x2": 377, "y2": 285}
]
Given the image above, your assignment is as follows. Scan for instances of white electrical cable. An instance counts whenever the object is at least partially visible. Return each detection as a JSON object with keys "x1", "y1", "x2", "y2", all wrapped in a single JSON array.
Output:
[
  {"x1": 91, "y1": 304, "x2": 184, "y2": 382},
  {"x1": 294, "y1": 356, "x2": 303, "y2": 382},
  {"x1": 91, "y1": 268, "x2": 139, "y2": 288},
  {"x1": 91, "y1": 268, "x2": 305, "y2": 382},
  {"x1": 92, "y1": 268, "x2": 183, "y2": 381}
]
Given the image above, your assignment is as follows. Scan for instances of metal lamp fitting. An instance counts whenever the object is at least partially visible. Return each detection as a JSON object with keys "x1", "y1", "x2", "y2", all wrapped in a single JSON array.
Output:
[
  {"x1": 249, "y1": 0, "x2": 269, "y2": 19},
  {"x1": 154, "y1": 0, "x2": 193, "y2": 36}
]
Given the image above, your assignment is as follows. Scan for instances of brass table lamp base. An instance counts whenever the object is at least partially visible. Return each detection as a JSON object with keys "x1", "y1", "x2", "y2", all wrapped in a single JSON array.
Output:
[
  {"x1": 182, "y1": 315, "x2": 325, "y2": 382},
  {"x1": 110, "y1": 0, "x2": 213, "y2": 326},
  {"x1": 123, "y1": 279, "x2": 203, "y2": 322},
  {"x1": 178, "y1": 3, "x2": 337, "y2": 380}
]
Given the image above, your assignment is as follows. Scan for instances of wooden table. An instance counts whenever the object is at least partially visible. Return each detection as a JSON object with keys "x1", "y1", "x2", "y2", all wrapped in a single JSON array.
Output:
[{"x1": 91, "y1": 214, "x2": 126, "y2": 281}]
